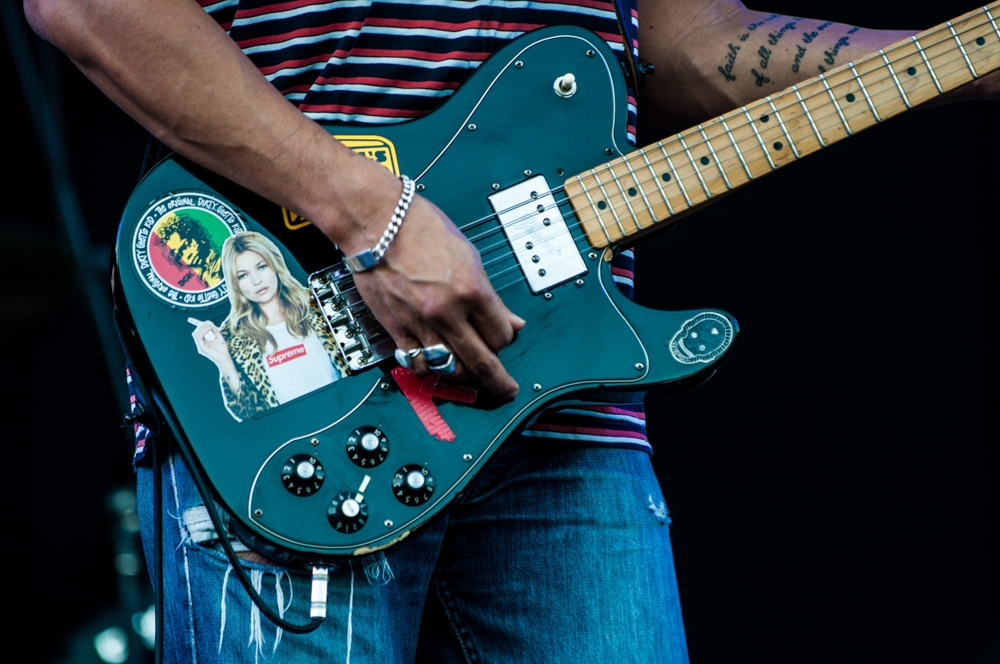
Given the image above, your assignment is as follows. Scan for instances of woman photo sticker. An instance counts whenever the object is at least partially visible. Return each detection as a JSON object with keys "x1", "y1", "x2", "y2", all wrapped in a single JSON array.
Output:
[{"x1": 189, "y1": 231, "x2": 348, "y2": 422}]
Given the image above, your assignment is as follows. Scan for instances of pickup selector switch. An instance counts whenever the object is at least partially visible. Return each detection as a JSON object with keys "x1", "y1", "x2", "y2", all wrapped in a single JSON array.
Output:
[
  {"x1": 280, "y1": 454, "x2": 325, "y2": 496},
  {"x1": 346, "y1": 426, "x2": 389, "y2": 468},
  {"x1": 392, "y1": 465, "x2": 435, "y2": 506},
  {"x1": 327, "y1": 492, "x2": 368, "y2": 533}
]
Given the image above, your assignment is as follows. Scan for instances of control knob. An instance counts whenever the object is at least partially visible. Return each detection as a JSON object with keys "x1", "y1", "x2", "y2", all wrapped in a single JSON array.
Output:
[
  {"x1": 327, "y1": 492, "x2": 368, "y2": 533},
  {"x1": 280, "y1": 454, "x2": 325, "y2": 496},
  {"x1": 346, "y1": 426, "x2": 389, "y2": 468},
  {"x1": 392, "y1": 465, "x2": 435, "y2": 506}
]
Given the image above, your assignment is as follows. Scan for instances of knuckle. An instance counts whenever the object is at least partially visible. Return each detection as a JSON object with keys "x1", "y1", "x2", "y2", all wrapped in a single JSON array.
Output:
[{"x1": 464, "y1": 356, "x2": 496, "y2": 379}]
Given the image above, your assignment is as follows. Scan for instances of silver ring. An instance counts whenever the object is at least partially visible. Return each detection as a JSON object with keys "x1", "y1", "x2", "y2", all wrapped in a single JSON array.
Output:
[
  {"x1": 421, "y1": 344, "x2": 452, "y2": 363},
  {"x1": 393, "y1": 348, "x2": 421, "y2": 368},
  {"x1": 428, "y1": 353, "x2": 457, "y2": 375}
]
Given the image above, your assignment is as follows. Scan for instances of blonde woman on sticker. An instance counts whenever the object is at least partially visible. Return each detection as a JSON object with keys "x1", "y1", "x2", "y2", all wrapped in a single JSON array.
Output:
[{"x1": 191, "y1": 231, "x2": 347, "y2": 421}]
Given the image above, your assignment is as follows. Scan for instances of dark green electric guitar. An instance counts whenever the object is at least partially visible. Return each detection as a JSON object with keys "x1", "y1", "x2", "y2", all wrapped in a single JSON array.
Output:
[{"x1": 114, "y1": 7, "x2": 1000, "y2": 561}]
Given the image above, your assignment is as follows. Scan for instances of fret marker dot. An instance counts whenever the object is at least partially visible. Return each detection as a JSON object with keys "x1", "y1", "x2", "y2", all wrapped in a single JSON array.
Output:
[
  {"x1": 773, "y1": 141, "x2": 783, "y2": 150},
  {"x1": 760, "y1": 114, "x2": 770, "y2": 123},
  {"x1": 662, "y1": 173, "x2": 672, "y2": 182},
  {"x1": 976, "y1": 37, "x2": 985, "y2": 46},
  {"x1": 597, "y1": 200, "x2": 607, "y2": 210},
  {"x1": 627, "y1": 187, "x2": 637, "y2": 197},
  {"x1": 845, "y1": 93, "x2": 856, "y2": 103},
  {"x1": 907, "y1": 66, "x2": 917, "y2": 76},
  {"x1": 700, "y1": 156, "x2": 710, "y2": 165}
]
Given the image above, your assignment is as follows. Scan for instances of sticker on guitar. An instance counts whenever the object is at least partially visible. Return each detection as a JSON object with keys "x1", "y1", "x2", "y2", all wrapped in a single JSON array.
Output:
[
  {"x1": 132, "y1": 192, "x2": 245, "y2": 308},
  {"x1": 185, "y1": 231, "x2": 349, "y2": 422},
  {"x1": 280, "y1": 135, "x2": 400, "y2": 230},
  {"x1": 669, "y1": 312, "x2": 734, "y2": 364}
]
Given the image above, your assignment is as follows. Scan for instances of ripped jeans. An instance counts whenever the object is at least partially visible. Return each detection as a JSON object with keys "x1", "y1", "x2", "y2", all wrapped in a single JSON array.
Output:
[{"x1": 137, "y1": 435, "x2": 688, "y2": 663}]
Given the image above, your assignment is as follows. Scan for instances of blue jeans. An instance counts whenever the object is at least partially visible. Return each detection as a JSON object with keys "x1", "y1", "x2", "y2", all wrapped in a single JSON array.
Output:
[{"x1": 138, "y1": 436, "x2": 688, "y2": 663}]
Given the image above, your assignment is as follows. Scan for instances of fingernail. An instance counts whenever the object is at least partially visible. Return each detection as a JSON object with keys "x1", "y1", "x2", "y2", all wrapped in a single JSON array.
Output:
[{"x1": 512, "y1": 314, "x2": 526, "y2": 325}]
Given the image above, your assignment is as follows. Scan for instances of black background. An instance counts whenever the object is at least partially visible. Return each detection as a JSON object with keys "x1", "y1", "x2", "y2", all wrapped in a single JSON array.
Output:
[{"x1": 1, "y1": 1, "x2": 997, "y2": 662}]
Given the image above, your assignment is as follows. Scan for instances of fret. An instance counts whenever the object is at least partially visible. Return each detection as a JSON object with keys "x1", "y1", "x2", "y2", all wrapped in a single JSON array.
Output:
[
  {"x1": 698, "y1": 125, "x2": 732, "y2": 190},
  {"x1": 879, "y1": 49, "x2": 911, "y2": 109},
  {"x1": 848, "y1": 62, "x2": 881, "y2": 122},
  {"x1": 818, "y1": 74, "x2": 853, "y2": 135},
  {"x1": 578, "y1": 176, "x2": 614, "y2": 244},
  {"x1": 608, "y1": 167, "x2": 642, "y2": 231},
  {"x1": 639, "y1": 149, "x2": 676, "y2": 217},
  {"x1": 720, "y1": 117, "x2": 754, "y2": 181},
  {"x1": 742, "y1": 106, "x2": 776, "y2": 170},
  {"x1": 622, "y1": 157, "x2": 657, "y2": 224},
  {"x1": 608, "y1": 165, "x2": 642, "y2": 230},
  {"x1": 658, "y1": 144, "x2": 694, "y2": 208},
  {"x1": 792, "y1": 86, "x2": 826, "y2": 147},
  {"x1": 947, "y1": 21, "x2": 978, "y2": 77},
  {"x1": 766, "y1": 97, "x2": 799, "y2": 158},
  {"x1": 678, "y1": 134, "x2": 713, "y2": 199},
  {"x1": 989, "y1": 6, "x2": 1000, "y2": 41},
  {"x1": 911, "y1": 36, "x2": 943, "y2": 94},
  {"x1": 590, "y1": 168, "x2": 628, "y2": 238},
  {"x1": 569, "y1": 2, "x2": 1000, "y2": 250}
]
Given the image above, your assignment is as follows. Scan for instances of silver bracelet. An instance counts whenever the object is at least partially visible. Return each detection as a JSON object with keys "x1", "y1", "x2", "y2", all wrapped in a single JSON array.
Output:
[{"x1": 344, "y1": 175, "x2": 415, "y2": 273}]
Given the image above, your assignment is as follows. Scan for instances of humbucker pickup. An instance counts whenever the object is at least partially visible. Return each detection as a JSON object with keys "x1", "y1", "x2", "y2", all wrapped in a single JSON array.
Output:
[{"x1": 488, "y1": 175, "x2": 587, "y2": 294}]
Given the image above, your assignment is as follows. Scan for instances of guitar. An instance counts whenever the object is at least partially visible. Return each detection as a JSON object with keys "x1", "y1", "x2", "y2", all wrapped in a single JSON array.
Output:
[{"x1": 114, "y1": 6, "x2": 1000, "y2": 561}]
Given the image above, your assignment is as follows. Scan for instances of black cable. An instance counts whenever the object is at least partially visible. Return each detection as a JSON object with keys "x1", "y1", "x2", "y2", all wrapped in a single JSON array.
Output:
[
  {"x1": 151, "y1": 421, "x2": 164, "y2": 664},
  {"x1": 150, "y1": 390, "x2": 326, "y2": 635}
]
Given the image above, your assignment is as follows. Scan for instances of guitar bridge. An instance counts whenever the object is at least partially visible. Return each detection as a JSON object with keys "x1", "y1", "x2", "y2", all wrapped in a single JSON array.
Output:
[{"x1": 309, "y1": 262, "x2": 395, "y2": 373}]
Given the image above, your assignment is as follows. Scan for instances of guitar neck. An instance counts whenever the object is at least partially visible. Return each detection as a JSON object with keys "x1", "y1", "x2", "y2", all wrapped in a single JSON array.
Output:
[{"x1": 567, "y1": 3, "x2": 1000, "y2": 249}]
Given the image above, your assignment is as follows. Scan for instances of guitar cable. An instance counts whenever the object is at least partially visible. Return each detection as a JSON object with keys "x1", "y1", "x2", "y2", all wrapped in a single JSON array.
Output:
[{"x1": 150, "y1": 390, "x2": 330, "y2": 636}]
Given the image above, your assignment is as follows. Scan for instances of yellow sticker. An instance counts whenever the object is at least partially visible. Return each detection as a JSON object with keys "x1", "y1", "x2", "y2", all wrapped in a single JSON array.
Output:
[
  {"x1": 335, "y1": 135, "x2": 400, "y2": 177},
  {"x1": 280, "y1": 135, "x2": 401, "y2": 230},
  {"x1": 281, "y1": 208, "x2": 312, "y2": 230}
]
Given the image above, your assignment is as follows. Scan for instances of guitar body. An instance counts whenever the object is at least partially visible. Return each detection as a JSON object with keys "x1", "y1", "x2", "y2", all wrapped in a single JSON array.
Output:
[{"x1": 114, "y1": 26, "x2": 737, "y2": 560}]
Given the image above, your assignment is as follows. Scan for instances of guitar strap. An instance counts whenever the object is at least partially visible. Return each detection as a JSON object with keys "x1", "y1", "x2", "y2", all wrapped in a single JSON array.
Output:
[
  {"x1": 138, "y1": 134, "x2": 166, "y2": 181},
  {"x1": 609, "y1": 0, "x2": 649, "y2": 98}
]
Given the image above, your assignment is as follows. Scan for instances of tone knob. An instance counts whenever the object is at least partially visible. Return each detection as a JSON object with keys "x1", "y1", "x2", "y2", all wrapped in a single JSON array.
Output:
[
  {"x1": 392, "y1": 465, "x2": 435, "y2": 506},
  {"x1": 327, "y1": 492, "x2": 368, "y2": 533},
  {"x1": 280, "y1": 454, "x2": 325, "y2": 496},
  {"x1": 346, "y1": 426, "x2": 389, "y2": 468}
]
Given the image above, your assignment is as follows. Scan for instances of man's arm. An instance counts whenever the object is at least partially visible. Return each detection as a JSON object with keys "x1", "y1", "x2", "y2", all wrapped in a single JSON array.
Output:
[
  {"x1": 639, "y1": 0, "x2": 999, "y2": 131},
  {"x1": 24, "y1": 0, "x2": 523, "y2": 397}
]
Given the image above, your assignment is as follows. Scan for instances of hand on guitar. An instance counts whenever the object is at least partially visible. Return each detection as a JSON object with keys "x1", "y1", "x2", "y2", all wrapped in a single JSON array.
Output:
[{"x1": 345, "y1": 189, "x2": 526, "y2": 399}]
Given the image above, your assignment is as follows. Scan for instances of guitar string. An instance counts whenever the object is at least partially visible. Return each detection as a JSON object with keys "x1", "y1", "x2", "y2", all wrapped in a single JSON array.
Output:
[
  {"x1": 314, "y1": 24, "x2": 996, "y2": 307},
  {"x1": 467, "y1": 21, "x2": 996, "y2": 253},
  {"x1": 568, "y1": 14, "x2": 997, "y2": 235},
  {"x1": 448, "y1": 13, "x2": 996, "y2": 249},
  {"x1": 529, "y1": 16, "x2": 997, "y2": 243},
  {"x1": 451, "y1": 12, "x2": 995, "y2": 242}
]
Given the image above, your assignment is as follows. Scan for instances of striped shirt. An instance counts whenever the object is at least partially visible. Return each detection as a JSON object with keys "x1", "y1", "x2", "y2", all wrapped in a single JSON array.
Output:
[{"x1": 159, "y1": 0, "x2": 650, "y2": 459}]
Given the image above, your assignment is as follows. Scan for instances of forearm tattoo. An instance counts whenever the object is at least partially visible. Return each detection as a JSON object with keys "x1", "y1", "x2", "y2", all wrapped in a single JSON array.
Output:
[{"x1": 714, "y1": 16, "x2": 866, "y2": 83}]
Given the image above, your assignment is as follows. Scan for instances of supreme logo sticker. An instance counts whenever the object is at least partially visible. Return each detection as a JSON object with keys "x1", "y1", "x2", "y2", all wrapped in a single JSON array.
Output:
[
  {"x1": 280, "y1": 135, "x2": 401, "y2": 231},
  {"x1": 267, "y1": 344, "x2": 306, "y2": 367},
  {"x1": 133, "y1": 192, "x2": 246, "y2": 308}
]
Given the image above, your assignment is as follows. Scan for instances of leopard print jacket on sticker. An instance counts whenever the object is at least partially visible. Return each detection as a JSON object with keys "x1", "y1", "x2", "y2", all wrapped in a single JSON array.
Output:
[{"x1": 219, "y1": 308, "x2": 348, "y2": 421}]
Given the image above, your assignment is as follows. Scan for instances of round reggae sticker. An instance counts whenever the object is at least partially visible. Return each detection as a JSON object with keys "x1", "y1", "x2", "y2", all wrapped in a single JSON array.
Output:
[{"x1": 132, "y1": 192, "x2": 246, "y2": 309}]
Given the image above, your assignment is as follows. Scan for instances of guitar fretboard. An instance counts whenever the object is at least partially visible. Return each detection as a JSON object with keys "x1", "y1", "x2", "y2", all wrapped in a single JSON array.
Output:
[{"x1": 567, "y1": 3, "x2": 1000, "y2": 248}]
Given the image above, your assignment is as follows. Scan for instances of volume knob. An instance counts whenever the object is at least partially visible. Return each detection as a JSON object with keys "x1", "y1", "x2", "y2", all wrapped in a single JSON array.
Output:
[
  {"x1": 346, "y1": 426, "x2": 389, "y2": 468},
  {"x1": 280, "y1": 454, "x2": 325, "y2": 497}
]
